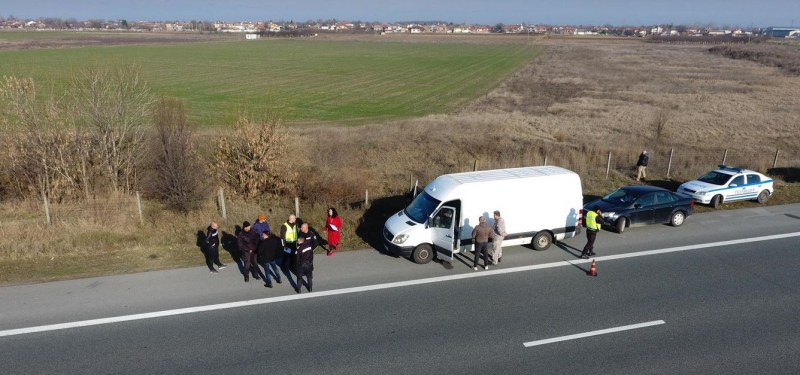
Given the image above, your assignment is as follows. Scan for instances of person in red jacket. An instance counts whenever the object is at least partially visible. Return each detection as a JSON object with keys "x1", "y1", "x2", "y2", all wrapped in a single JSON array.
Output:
[{"x1": 323, "y1": 207, "x2": 342, "y2": 256}]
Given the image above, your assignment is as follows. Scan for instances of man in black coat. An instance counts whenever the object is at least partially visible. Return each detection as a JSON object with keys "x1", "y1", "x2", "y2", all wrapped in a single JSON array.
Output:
[
  {"x1": 203, "y1": 222, "x2": 226, "y2": 273},
  {"x1": 256, "y1": 231, "x2": 283, "y2": 288},
  {"x1": 294, "y1": 236, "x2": 314, "y2": 294},
  {"x1": 237, "y1": 221, "x2": 260, "y2": 283}
]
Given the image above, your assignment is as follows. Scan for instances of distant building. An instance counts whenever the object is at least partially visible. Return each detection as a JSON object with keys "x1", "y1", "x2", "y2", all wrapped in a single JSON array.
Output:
[{"x1": 765, "y1": 26, "x2": 800, "y2": 38}]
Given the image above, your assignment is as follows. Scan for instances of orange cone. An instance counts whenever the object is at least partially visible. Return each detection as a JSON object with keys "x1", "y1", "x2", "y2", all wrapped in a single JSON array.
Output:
[{"x1": 587, "y1": 259, "x2": 597, "y2": 277}]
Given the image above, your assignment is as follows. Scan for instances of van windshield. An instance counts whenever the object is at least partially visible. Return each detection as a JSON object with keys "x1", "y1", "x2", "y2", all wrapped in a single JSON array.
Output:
[{"x1": 404, "y1": 191, "x2": 441, "y2": 224}]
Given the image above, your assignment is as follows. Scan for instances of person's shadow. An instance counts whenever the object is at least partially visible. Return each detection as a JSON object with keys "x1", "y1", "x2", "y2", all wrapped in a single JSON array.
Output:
[
  {"x1": 195, "y1": 230, "x2": 206, "y2": 255},
  {"x1": 220, "y1": 226, "x2": 244, "y2": 274}
]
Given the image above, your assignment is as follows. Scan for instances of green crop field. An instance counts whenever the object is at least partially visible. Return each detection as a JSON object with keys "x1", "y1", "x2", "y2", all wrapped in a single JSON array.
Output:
[{"x1": 0, "y1": 36, "x2": 541, "y2": 126}]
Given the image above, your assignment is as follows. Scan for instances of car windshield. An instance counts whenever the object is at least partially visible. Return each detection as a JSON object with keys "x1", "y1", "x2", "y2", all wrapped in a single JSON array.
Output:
[
  {"x1": 404, "y1": 191, "x2": 441, "y2": 224},
  {"x1": 697, "y1": 171, "x2": 733, "y2": 185},
  {"x1": 602, "y1": 188, "x2": 638, "y2": 204}
]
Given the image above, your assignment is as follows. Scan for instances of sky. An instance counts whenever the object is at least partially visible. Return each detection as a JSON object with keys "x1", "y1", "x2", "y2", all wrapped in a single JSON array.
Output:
[{"x1": 1, "y1": 0, "x2": 798, "y2": 27}]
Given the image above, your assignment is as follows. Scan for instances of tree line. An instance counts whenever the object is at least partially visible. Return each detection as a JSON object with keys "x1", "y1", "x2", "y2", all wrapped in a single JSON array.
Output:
[{"x1": 0, "y1": 64, "x2": 295, "y2": 212}]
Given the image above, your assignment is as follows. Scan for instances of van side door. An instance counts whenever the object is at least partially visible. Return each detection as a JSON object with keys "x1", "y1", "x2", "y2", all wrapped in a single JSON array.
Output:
[{"x1": 430, "y1": 206, "x2": 456, "y2": 263}]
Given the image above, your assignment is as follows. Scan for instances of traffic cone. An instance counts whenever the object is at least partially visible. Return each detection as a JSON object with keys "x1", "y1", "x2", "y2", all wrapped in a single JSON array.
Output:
[{"x1": 587, "y1": 259, "x2": 597, "y2": 277}]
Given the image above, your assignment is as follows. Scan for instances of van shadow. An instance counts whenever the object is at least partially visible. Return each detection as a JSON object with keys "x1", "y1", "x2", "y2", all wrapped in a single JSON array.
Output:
[
  {"x1": 355, "y1": 193, "x2": 412, "y2": 256},
  {"x1": 768, "y1": 167, "x2": 800, "y2": 183}
]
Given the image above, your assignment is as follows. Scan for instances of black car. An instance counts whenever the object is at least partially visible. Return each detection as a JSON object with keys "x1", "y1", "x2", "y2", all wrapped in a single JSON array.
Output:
[{"x1": 583, "y1": 185, "x2": 694, "y2": 233}]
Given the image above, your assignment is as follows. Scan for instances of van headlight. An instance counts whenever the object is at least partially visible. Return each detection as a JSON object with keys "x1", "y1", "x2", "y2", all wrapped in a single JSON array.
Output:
[{"x1": 392, "y1": 234, "x2": 409, "y2": 244}]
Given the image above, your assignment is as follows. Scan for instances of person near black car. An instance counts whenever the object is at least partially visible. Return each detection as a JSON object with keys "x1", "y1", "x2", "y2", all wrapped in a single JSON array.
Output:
[
  {"x1": 581, "y1": 206, "x2": 604, "y2": 259},
  {"x1": 636, "y1": 150, "x2": 649, "y2": 182}
]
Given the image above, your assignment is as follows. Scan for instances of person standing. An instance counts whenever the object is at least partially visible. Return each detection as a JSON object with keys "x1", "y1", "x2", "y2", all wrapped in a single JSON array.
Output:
[
  {"x1": 472, "y1": 216, "x2": 492, "y2": 271},
  {"x1": 299, "y1": 222, "x2": 317, "y2": 250},
  {"x1": 491, "y1": 210, "x2": 507, "y2": 265},
  {"x1": 237, "y1": 221, "x2": 260, "y2": 282},
  {"x1": 203, "y1": 222, "x2": 227, "y2": 273},
  {"x1": 581, "y1": 206, "x2": 604, "y2": 259},
  {"x1": 323, "y1": 207, "x2": 342, "y2": 256},
  {"x1": 253, "y1": 213, "x2": 271, "y2": 239},
  {"x1": 256, "y1": 231, "x2": 282, "y2": 288},
  {"x1": 294, "y1": 236, "x2": 314, "y2": 294},
  {"x1": 636, "y1": 150, "x2": 649, "y2": 182},
  {"x1": 279, "y1": 214, "x2": 299, "y2": 271}
]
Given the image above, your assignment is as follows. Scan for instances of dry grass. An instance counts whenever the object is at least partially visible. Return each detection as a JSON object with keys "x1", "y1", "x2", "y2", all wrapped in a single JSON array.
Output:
[{"x1": 3, "y1": 36, "x2": 800, "y2": 285}]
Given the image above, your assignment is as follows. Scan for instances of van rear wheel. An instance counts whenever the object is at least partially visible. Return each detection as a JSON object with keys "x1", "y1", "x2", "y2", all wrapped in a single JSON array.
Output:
[
  {"x1": 411, "y1": 244, "x2": 433, "y2": 264},
  {"x1": 532, "y1": 231, "x2": 552, "y2": 251}
]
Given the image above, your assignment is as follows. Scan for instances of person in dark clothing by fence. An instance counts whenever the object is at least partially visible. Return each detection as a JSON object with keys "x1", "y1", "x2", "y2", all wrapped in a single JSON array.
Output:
[
  {"x1": 203, "y1": 222, "x2": 227, "y2": 273},
  {"x1": 636, "y1": 150, "x2": 649, "y2": 182},
  {"x1": 256, "y1": 231, "x2": 282, "y2": 288},
  {"x1": 237, "y1": 221, "x2": 260, "y2": 283}
]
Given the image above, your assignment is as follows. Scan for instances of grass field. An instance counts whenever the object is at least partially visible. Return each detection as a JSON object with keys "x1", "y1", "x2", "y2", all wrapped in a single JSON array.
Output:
[
  {"x1": 1, "y1": 33, "x2": 799, "y2": 286},
  {"x1": 0, "y1": 35, "x2": 541, "y2": 126}
]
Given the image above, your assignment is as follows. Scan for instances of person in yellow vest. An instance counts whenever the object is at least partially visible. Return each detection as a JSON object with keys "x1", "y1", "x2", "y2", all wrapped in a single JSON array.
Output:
[
  {"x1": 279, "y1": 214, "x2": 299, "y2": 272},
  {"x1": 581, "y1": 206, "x2": 604, "y2": 259}
]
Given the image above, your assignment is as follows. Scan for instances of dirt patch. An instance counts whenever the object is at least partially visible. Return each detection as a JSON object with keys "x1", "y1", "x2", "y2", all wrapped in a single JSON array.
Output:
[{"x1": 0, "y1": 32, "x2": 238, "y2": 51}]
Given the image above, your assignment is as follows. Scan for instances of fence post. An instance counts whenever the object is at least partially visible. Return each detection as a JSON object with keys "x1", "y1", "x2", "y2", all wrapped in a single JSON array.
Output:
[
  {"x1": 135, "y1": 191, "x2": 144, "y2": 225},
  {"x1": 544, "y1": 155, "x2": 548, "y2": 166},
  {"x1": 218, "y1": 188, "x2": 227, "y2": 220},
  {"x1": 606, "y1": 151, "x2": 612, "y2": 178},
  {"x1": 473, "y1": 159, "x2": 479, "y2": 171},
  {"x1": 365, "y1": 189, "x2": 369, "y2": 206},
  {"x1": 43, "y1": 192, "x2": 51, "y2": 225},
  {"x1": 412, "y1": 180, "x2": 419, "y2": 197},
  {"x1": 666, "y1": 148, "x2": 674, "y2": 179},
  {"x1": 772, "y1": 149, "x2": 779, "y2": 169},
  {"x1": 721, "y1": 149, "x2": 728, "y2": 165},
  {"x1": 294, "y1": 197, "x2": 300, "y2": 218}
]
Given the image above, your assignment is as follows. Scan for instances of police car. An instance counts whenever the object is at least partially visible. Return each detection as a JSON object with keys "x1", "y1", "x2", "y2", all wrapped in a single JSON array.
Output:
[{"x1": 677, "y1": 165, "x2": 773, "y2": 208}]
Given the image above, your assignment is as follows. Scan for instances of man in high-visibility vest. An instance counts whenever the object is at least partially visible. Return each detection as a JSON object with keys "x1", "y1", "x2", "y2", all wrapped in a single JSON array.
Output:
[
  {"x1": 279, "y1": 214, "x2": 299, "y2": 271},
  {"x1": 581, "y1": 206, "x2": 604, "y2": 259}
]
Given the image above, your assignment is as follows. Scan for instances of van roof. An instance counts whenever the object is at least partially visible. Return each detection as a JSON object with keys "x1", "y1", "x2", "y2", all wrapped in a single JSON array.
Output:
[{"x1": 444, "y1": 166, "x2": 575, "y2": 185}]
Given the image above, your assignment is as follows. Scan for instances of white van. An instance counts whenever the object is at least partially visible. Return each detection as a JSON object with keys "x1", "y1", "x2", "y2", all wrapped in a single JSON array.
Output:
[{"x1": 383, "y1": 166, "x2": 583, "y2": 264}]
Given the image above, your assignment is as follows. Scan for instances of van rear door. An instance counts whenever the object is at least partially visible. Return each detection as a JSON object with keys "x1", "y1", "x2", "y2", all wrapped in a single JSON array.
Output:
[{"x1": 430, "y1": 206, "x2": 456, "y2": 262}]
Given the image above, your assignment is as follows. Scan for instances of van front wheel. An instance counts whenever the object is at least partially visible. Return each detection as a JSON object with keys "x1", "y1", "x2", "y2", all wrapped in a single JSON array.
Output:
[
  {"x1": 411, "y1": 244, "x2": 433, "y2": 264},
  {"x1": 532, "y1": 231, "x2": 552, "y2": 251}
]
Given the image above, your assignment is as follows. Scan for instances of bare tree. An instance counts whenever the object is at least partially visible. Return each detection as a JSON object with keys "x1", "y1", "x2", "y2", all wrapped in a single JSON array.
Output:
[
  {"x1": 71, "y1": 64, "x2": 155, "y2": 194},
  {"x1": 142, "y1": 97, "x2": 208, "y2": 212}
]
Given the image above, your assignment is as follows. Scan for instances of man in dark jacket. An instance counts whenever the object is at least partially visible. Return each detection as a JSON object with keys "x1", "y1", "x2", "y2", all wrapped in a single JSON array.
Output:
[
  {"x1": 636, "y1": 150, "x2": 649, "y2": 182},
  {"x1": 256, "y1": 231, "x2": 282, "y2": 288},
  {"x1": 237, "y1": 221, "x2": 260, "y2": 282},
  {"x1": 299, "y1": 222, "x2": 317, "y2": 250},
  {"x1": 471, "y1": 216, "x2": 493, "y2": 271},
  {"x1": 294, "y1": 236, "x2": 314, "y2": 294},
  {"x1": 203, "y1": 222, "x2": 227, "y2": 273}
]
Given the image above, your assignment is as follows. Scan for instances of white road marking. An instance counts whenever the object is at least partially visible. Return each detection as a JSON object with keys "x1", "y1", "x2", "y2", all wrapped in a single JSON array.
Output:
[
  {"x1": 523, "y1": 320, "x2": 666, "y2": 347},
  {"x1": 1, "y1": 231, "x2": 799, "y2": 338}
]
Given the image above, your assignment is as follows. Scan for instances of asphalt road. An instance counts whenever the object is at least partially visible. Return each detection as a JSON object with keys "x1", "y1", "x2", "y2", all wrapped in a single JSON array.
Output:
[{"x1": 1, "y1": 203, "x2": 799, "y2": 374}]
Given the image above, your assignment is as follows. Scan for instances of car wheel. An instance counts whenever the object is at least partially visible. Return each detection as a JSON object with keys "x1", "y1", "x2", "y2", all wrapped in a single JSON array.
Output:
[
  {"x1": 615, "y1": 217, "x2": 627, "y2": 234},
  {"x1": 411, "y1": 244, "x2": 433, "y2": 264},
  {"x1": 670, "y1": 211, "x2": 686, "y2": 227},
  {"x1": 756, "y1": 190, "x2": 770, "y2": 204},
  {"x1": 710, "y1": 195, "x2": 723, "y2": 208},
  {"x1": 532, "y1": 231, "x2": 552, "y2": 251}
]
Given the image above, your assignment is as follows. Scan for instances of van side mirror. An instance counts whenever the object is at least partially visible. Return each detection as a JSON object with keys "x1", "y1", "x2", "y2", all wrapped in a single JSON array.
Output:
[{"x1": 634, "y1": 203, "x2": 642, "y2": 209}]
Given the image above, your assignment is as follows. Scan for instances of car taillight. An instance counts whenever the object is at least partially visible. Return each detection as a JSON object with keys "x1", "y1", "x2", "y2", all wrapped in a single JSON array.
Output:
[
  {"x1": 578, "y1": 209, "x2": 584, "y2": 225},
  {"x1": 690, "y1": 200, "x2": 695, "y2": 209}
]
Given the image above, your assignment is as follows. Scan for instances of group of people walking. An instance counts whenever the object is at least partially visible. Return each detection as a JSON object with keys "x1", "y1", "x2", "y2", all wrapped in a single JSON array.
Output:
[{"x1": 201, "y1": 208, "x2": 342, "y2": 294}]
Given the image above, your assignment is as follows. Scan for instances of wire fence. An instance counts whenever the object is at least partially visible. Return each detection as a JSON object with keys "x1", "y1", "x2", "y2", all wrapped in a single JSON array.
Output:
[{"x1": 20, "y1": 145, "x2": 800, "y2": 227}]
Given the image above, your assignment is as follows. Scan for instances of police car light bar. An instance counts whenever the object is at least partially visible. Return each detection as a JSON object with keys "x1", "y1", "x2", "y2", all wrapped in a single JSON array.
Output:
[{"x1": 717, "y1": 164, "x2": 744, "y2": 173}]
